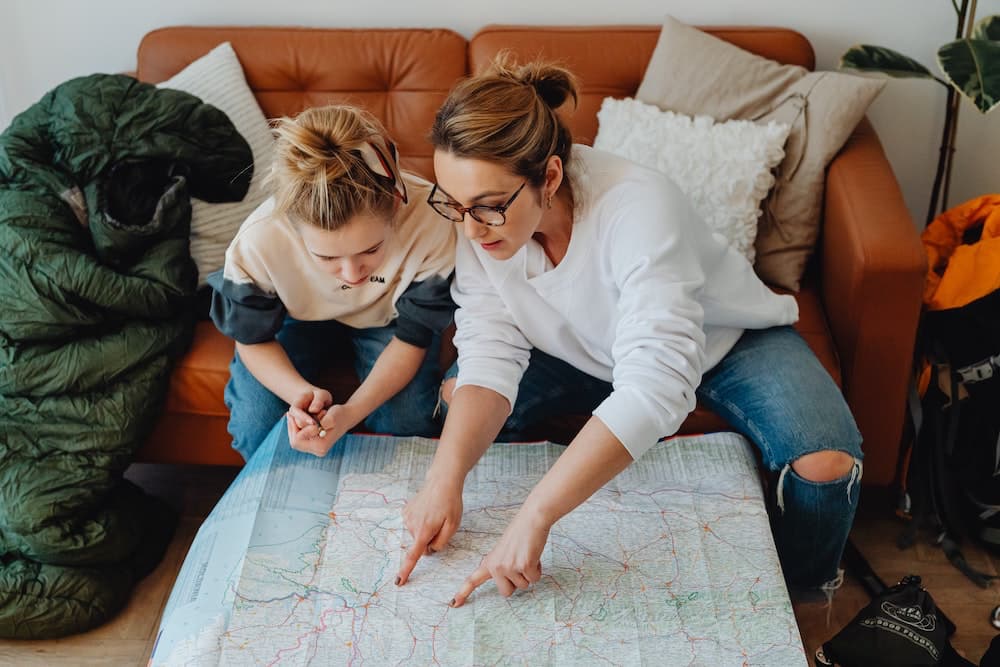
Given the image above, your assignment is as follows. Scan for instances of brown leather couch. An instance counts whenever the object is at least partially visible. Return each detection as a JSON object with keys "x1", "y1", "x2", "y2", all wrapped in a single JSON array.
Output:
[{"x1": 133, "y1": 25, "x2": 926, "y2": 486}]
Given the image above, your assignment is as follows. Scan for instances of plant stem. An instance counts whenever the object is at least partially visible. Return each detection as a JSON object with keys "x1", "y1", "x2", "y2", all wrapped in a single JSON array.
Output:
[
  {"x1": 926, "y1": 0, "x2": 971, "y2": 223},
  {"x1": 927, "y1": 87, "x2": 959, "y2": 224},
  {"x1": 966, "y1": 0, "x2": 978, "y2": 38},
  {"x1": 940, "y1": 92, "x2": 961, "y2": 213},
  {"x1": 938, "y1": 0, "x2": 980, "y2": 212},
  {"x1": 958, "y1": 0, "x2": 971, "y2": 39}
]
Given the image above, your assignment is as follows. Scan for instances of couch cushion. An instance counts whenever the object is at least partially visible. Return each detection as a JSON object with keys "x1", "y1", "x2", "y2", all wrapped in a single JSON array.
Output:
[
  {"x1": 137, "y1": 27, "x2": 467, "y2": 181},
  {"x1": 468, "y1": 25, "x2": 814, "y2": 147},
  {"x1": 163, "y1": 321, "x2": 233, "y2": 418}
]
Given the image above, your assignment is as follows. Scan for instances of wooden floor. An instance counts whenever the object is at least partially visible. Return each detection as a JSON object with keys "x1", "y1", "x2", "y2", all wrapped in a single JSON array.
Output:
[{"x1": 1, "y1": 465, "x2": 999, "y2": 666}]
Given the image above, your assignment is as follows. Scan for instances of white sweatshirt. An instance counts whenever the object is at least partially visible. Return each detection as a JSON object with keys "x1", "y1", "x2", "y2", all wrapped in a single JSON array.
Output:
[{"x1": 451, "y1": 145, "x2": 799, "y2": 459}]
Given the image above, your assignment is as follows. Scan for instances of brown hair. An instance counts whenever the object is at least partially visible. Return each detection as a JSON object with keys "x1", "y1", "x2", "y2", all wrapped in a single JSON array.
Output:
[
  {"x1": 270, "y1": 105, "x2": 400, "y2": 231},
  {"x1": 429, "y1": 53, "x2": 578, "y2": 186}
]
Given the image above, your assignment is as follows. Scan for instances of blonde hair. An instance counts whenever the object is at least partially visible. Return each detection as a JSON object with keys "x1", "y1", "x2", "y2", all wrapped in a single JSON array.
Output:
[
  {"x1": 430, "y1": 54, "x2": 578, "y2": 186},
  {"x1": 270, "y1": 105, "x2": 400, "y2": 231}
]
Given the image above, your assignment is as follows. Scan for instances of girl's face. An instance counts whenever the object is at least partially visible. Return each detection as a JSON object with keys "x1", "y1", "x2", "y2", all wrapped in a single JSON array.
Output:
[
  {"x1": 299, "y1": 212, "x2": 391, "y2": 286},
  {"x1": 431, "y1": 151, "x2": 545, "y2": 261}
]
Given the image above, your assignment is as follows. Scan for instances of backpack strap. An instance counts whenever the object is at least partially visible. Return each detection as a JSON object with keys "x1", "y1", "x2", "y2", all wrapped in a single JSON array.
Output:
[
  {"x1": 938, "y1": 533, "x2": 997, "y2": 589},
  {"x1": 955, "y1": 353, "x2": 1000, "y2": 384},
  {"x1": 945, "y1": 365, "x2": 962, "y2": 457}
]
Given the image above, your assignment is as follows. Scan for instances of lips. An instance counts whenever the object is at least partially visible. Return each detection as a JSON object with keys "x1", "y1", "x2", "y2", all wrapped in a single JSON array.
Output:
[
  {"x1": 480, "y1": 240, "x2": 502, "y2": 250},
  {"x1": 343, "y1": 276, "x2": 369, "y2": 286}
]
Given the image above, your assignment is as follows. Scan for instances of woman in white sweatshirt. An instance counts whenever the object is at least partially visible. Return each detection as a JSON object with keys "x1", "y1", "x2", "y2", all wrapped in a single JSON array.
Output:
[{"x1": 395, "y1": 56, "x2": 863, "y2": 604}]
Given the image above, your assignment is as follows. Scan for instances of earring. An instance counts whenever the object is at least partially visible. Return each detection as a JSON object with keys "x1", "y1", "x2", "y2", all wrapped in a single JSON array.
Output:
[{"x1": 546, "y1": 195, "x2": 553, "y2": 209}]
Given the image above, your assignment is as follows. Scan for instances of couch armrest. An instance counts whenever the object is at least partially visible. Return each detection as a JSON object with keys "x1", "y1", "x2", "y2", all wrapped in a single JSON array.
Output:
[{"x1": 821, "y1": 117, "x2": 926, "y2": 486}]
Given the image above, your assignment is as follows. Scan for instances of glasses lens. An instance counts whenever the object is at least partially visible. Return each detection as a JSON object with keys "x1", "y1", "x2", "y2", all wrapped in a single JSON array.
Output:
[
  {"x1": 470, "y1": 207, "x2": 505, "y2": 226},
  {"x1": 431, "y1": 202, "x2": 464, "y2": 222}
]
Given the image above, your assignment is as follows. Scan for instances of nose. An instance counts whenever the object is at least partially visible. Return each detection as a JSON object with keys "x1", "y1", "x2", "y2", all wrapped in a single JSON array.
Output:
[
  {"x1": 341, "y1": 259, "x2": 367, "y2": 283},
  {"x1": 462, "y1": 216, "x2": 485, "y2": 240}
]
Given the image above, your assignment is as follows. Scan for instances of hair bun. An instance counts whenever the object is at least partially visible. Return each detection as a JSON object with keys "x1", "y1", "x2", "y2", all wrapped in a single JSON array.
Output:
[
  {"x1": 516, "y1": 61, "x2": 578, "y2": 110},
  {"x1": 486, "y1": 52, "x2": 579, "y2": 111},
  {"x1": 270, "y1": 105, "x2": 400, "y2": 231},
  {"x1": 273, "y1": 117, "x2": 351, "y2": 182}
]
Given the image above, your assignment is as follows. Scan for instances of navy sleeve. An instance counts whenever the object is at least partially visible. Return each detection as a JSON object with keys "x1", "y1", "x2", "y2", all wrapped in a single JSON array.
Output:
[
  {"x1": 393, "y1": 274, "x2": 456, "y2": 348},
  {"x1": 206, "y1": 269, "x2": 286, "y2": 344}
]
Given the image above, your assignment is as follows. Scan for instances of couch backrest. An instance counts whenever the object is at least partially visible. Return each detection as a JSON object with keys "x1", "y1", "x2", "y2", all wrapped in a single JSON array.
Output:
[
  {"x1": 136, "y1": 24, "x2": 814, "y2": 180},
  {"x1": 136, "y1": 27, "x2": 466, "y2": 179},
  {"x1": 469, "y1": 25, "x2": 815, "y2": 146}
]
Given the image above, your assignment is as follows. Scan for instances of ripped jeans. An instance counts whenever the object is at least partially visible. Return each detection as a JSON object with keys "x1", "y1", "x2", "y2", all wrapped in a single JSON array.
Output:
[
  {"x1": 445, "y1": 325, "x2": 863, "y2": 591},
  {"x1": 695, "y1": 326, "x2": 863, "y2": 591}
]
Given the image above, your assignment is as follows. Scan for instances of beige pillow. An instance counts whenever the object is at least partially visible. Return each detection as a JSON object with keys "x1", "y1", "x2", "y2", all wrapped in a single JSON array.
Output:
[
  {"x1": 159, "y1": 43, "x2": 275, "y2": 287},
  {"x1": 637, "y1": 16, "x2": 885, "y2": 290}
]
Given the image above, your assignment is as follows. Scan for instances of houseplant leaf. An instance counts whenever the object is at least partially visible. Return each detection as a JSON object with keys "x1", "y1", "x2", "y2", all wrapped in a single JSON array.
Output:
[
  {"x1": 972, "y1": 14, "x2": 1000, "y2": 41},
  {"x1": 937, "y1": 38, "x2": 1000, "y2": 113},
  {"x1": 840, "y1": 45, "x2": 938, "y2": 79}
]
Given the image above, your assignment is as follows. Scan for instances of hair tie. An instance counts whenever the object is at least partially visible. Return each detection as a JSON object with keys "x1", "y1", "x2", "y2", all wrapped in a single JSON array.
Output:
[{"x1": 349, "y1": 136, "x2": 408, "y2": 204}]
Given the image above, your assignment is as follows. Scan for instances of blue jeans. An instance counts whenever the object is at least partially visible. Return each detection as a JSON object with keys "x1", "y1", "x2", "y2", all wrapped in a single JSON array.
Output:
[
  {"x1": 444, "y1": 325, "x2": 863, "y2": 590},
  {"x1": 224, "y1": 318, "x2": 442, "y2": 461}
]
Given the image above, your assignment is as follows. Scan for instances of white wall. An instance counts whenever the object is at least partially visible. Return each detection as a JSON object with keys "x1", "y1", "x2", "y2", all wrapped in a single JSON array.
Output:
[{"x1": 3, "y1": 0, "x2": 998, "y2": 228}]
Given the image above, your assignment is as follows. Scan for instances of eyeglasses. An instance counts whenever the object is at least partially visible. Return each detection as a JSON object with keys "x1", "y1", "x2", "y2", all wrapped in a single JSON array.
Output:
[{"x1": 426, "y1": 182, "x2": 526, "y2": 227}]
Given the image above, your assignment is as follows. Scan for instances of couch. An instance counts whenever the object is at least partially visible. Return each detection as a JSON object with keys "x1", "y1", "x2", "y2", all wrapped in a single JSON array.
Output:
[{"x1": 133, "y1": 25, "x2": 926, "y2": 486}]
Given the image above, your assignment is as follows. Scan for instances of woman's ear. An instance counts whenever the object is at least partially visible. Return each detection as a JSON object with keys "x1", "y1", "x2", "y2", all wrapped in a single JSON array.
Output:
[{"x1": 545, "y1": 154, "x2": 564, "y2": 198}]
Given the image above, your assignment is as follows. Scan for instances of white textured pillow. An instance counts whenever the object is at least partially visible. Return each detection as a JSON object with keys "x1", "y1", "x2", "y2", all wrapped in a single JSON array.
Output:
[
  {"x1": 594, "y1": 97, "x2": 789, "y2": 263},
  {"x1": 159, "y1": 42, "x2": 274, "y2": 286}
]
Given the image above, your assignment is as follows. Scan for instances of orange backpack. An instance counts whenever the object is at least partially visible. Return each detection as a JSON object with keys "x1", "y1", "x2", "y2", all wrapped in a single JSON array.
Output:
[{"x1": 923, "y1": 195, "x2": 1000, "y2": 313}]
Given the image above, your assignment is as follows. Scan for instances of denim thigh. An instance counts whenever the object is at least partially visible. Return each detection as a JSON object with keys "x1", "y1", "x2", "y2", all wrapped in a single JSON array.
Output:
[
  {"x1": 350, "y1": 323, "x2": 443, "y2": 437},
  {"x1": 444, "y1": 348, "x2": 613, "y2": 439},
  {"x1": 695, "y1": 325, "x2": 863, "y2": 469}
]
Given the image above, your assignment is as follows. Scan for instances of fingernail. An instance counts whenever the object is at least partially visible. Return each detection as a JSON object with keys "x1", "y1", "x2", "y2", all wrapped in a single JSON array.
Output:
[
  {"x1": 449, "y1": 598, "x2": 456, "y2": 607},
  {"x1": 395, "y1": 576, "x2": 401, "y2": 586}
]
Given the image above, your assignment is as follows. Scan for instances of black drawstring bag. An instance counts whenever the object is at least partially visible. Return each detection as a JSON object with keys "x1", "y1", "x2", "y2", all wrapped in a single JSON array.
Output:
[{"x1": 815, "y1": 574, "x2": 975, "y2": 666}]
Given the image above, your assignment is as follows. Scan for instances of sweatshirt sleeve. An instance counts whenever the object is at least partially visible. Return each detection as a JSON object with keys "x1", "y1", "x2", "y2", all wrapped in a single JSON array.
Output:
[
  {"x1": 394, "y1": 274, "x2": 456, "y2": 348},
  {"x1": 207, "y1": 238, "x2": 286, "y2": 345},
  {"x1": 451, "y1": 238, "x2": 533, "y2": 412},
  {"x1": 591, "y1": 178, "x2": 712, "y2": 460}
]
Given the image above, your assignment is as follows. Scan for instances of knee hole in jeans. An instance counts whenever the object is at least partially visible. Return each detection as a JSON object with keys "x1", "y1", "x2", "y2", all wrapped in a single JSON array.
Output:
[{"x1": 791, "y1": 450, "x2": 857, "y2": 483}]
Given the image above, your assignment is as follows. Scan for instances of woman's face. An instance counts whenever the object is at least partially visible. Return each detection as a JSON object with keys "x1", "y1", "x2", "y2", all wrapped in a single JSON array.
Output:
[
  {"x1": 431, "y1": 151, "x2": 543, "y2": 260},
  {"x1": 298, "y1": 213, "x2": 391, "y2": 286}
]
